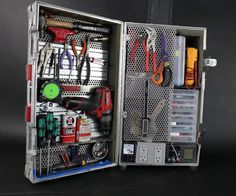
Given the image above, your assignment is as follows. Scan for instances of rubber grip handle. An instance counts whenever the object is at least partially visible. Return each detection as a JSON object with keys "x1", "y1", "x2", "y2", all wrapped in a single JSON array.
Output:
[
  {"x1": 47, "y1": 18, "x2": 74, "y2": 29},
  {"x1": 145, "y1": 51, "x2": 150, "y2": 73},
  {"x1": 76, "y1": 24, "x2": 111, "y2": 34},
  {"x1": 151, "y1": 61, "x2": 164, "y2": 85},
  {"x1": 153, "y1": 52, "x2": 157, "y2": 73},
  {"x1": 67, "y1": 50, "x2": 73, "y2": 70},
  {"x1": 79, "y1": 39, "x2": 87, "y2": 58},
  {"x1": 130, "y1": 40, "x2": 139, "y2": 62},
  {"x1": 71, "y1": 39, "x2": 78, "y2": 56}
]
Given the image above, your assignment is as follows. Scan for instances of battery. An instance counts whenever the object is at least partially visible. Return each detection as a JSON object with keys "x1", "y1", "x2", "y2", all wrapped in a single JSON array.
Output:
[{"x1": 61, "y1": 115, "x2": 76, "y2": 143}]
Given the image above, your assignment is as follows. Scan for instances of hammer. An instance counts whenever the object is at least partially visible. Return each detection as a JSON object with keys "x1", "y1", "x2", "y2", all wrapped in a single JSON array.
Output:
[{"x1": 39, "y1": 15, "x2": 111, "y2": 38}]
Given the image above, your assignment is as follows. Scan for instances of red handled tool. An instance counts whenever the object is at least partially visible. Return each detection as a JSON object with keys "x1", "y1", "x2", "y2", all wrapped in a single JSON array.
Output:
[
  {"x1": 47, "y1": 27, "x2": 77, "y2": 43},
  {"x1": 130, "y1": 34, "x2": 146, "y2": 62},
  {"x1": 63, "y1": 87, "x2": 112, "y2": 135}
]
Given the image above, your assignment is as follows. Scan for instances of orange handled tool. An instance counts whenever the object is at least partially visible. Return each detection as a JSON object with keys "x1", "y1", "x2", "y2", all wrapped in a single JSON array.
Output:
[{"x1": 151, "y1": 31, "x2": 172, "y2": 87}]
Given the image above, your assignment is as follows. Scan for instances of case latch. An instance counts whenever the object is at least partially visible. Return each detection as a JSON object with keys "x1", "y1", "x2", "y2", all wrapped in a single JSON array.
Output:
[{"x1": 204, "y1": 58, "x2": 217, "y2": 67}]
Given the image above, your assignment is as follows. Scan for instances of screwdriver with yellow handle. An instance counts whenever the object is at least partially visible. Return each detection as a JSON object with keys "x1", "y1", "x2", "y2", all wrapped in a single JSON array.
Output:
[{"x1": 185, "y1": 48, "x2": 198, "y2": 87}]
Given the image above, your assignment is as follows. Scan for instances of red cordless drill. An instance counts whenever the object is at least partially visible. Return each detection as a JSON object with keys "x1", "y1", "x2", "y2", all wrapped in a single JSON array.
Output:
[{"x1": 63, "y1": 87, "x2": 113, "y2": 135}]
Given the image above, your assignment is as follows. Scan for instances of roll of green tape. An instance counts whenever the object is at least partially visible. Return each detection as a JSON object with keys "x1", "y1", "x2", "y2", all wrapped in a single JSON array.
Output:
[{"x1": 41, "y1": 81, "x2": 61, "y2": 100}]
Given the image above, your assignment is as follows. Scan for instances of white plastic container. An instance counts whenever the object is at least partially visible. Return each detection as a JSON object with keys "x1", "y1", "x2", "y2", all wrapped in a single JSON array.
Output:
[{"x1": 174, "y1": 36, "x2": 186, "y2": 86}]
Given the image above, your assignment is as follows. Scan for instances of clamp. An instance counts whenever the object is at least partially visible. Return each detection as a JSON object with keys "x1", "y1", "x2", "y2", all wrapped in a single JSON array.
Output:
[
  {"x1": 151, "y1": 31, "x2": 172, "y2": 86},
  {"x1": 60, "y1": 43, "x2": 74, "y2": 80},
  {"x1": 38, "y1": 43, "x2": 53, "y2": 78},
  {"x1": 78, "y1": 36, "x2": 91, "y2": 85},
  {"x1": 145, "y1": 27, "x2": 157, "y2": 74}
]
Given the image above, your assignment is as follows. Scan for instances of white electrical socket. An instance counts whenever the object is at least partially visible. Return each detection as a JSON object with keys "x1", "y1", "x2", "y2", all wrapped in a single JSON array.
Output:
[
  {"x1": 136, "y1": 142, "x2": 166, "y2": 165},
  {"x1": 154, "y1": 145, "x2": 164, "y2": 164},
  {"x1": 139, "y1": 144, "x2": 148, "y2": 162}
]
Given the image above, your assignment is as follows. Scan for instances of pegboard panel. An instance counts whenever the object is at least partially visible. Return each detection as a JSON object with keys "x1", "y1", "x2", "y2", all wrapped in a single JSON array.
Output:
[
  {"x1": 123, "y1": 23, "x2": 176, "y2": 142},
  {"x1": 38, "y1": 41, "x2": 108, "y2": 87}
]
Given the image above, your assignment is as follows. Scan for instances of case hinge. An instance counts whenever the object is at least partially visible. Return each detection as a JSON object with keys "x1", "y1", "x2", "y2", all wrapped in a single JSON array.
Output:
[
  {"x1": 126, "y1": 34, "x2": 131, "y2": 42},
  {"x1": 25, "y1": 105, "x2": 31, "y2": 123},
  {"x1": 123, "y1": 111, "x2": 128, "y2": 118}
]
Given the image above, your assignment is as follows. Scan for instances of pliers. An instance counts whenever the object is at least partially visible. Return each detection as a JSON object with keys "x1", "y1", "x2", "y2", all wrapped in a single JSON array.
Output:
[
  {"x1": 60, "y1": 43, "x2": 73, "y2": 80},
  {"x1": 145, "y1": 27, "x2": 157, "y2": 74},
  {"x1": 130, "y1": 33, "x2": 146, "y2": 63},
  {"x1": 151, "y1": 31, "x2": 172, "y2": 86},
  {"x1": 78, "y1": 36, "x2": 91, "y2": 85},
  {"x1": 71, "y1": 38, "x2": 85, "y2": 70}
]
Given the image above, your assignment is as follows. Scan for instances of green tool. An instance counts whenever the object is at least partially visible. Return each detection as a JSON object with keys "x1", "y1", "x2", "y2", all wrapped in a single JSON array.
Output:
[
  {"x1": 46, "y1": 112, "x2": 53, "y2": 140},
  {"x1": 45, "y1": 112, "x2": 56, "y2": 176},
  {"x1": 52, "y1": 118, "x2": 59, "y2": 145},
  {"x1": 37, "y1": 115, "x2": 46, "y2": 147},
  {"x1": 37, "y1": 115, "x2": 46, "y2": 176}
]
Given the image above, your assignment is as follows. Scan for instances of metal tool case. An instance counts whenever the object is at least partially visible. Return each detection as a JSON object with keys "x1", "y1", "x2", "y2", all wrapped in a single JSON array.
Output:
[{"x1": 25, "y1": 1, "x2": 216, "y2": 183}]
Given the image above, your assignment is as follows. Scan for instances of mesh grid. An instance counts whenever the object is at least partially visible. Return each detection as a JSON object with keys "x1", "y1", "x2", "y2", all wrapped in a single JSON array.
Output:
[
  {"x1": 35, "y1": 143, "x2": 95, "y2": 174},
  {"x1": 123, "y1": 23, "x2": 176, "y2": 142}
]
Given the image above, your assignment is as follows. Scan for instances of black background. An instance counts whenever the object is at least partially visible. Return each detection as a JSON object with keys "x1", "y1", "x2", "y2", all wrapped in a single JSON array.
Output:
[{"x1": 0, "y1": 0, "x2": 235, "y2": 195}]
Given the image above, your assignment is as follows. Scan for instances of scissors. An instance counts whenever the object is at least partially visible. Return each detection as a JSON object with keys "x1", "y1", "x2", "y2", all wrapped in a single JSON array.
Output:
[{"x1": 151, "y1": 31, "x2": 172, "y2": 87}]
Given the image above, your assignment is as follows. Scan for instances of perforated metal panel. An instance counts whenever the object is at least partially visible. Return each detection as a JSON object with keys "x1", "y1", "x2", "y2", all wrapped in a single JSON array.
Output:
[
  {"x1": 123, "y1": 23, "x2": 176, "y2": 142},
  {"x1": 38, "y1": 14, "x2": 109, "y2": 88},
  {"x1": 35, "y1": 143, "x2": 96, "y2": 174}
]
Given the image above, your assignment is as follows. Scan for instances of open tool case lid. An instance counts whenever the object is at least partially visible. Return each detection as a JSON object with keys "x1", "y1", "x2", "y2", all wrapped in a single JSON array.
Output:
[{"x1": 25, "y1": 1, "x2": 215, "y2": 183}]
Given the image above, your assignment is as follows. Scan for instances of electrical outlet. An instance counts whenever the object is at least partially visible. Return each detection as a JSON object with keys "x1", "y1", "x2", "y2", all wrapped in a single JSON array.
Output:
[
  {"x1": 136, "y1": 142, "x2": 148, "y2": 163},
  {"x1": 153, "y1": 144, "x2": 165, "y2": 164},
  {"x1": 136, "y1": 142, "x2": 166, "y2": 165},
  {"x1": 139, "y1": 143, "x2": 148, "y2": 162}
]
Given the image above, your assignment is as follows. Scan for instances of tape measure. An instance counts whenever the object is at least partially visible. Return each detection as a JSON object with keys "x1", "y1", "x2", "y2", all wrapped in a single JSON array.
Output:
[{"x1": 40, "y1": 80, "x2": 62, "y2": 102}]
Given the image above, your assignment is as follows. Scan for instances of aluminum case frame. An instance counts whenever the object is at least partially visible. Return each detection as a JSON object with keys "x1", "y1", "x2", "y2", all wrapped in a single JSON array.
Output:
[{"x1": 25, "y1": 1, "x2": 208, "y2": 183}]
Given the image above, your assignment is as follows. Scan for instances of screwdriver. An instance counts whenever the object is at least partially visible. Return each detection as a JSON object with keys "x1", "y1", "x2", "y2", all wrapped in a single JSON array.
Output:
[
  {"x1": 142, "y1": 79, "x2": 149, "y2": 136},
  {"x1": 46, "y1": 112, "x2": 54, "y2": 176},
  {"x1": 52, "y1": 118, "x2": 59, "y2": 145},
  {"x1": 37, "y1": 116, "x2": 46, "y2": 176}
]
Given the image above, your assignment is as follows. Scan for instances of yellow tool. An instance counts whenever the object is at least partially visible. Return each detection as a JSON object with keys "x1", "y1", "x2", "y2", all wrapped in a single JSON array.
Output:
[{"x1": 185, "y1": 48, "x2": 198, "y2": 87}]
